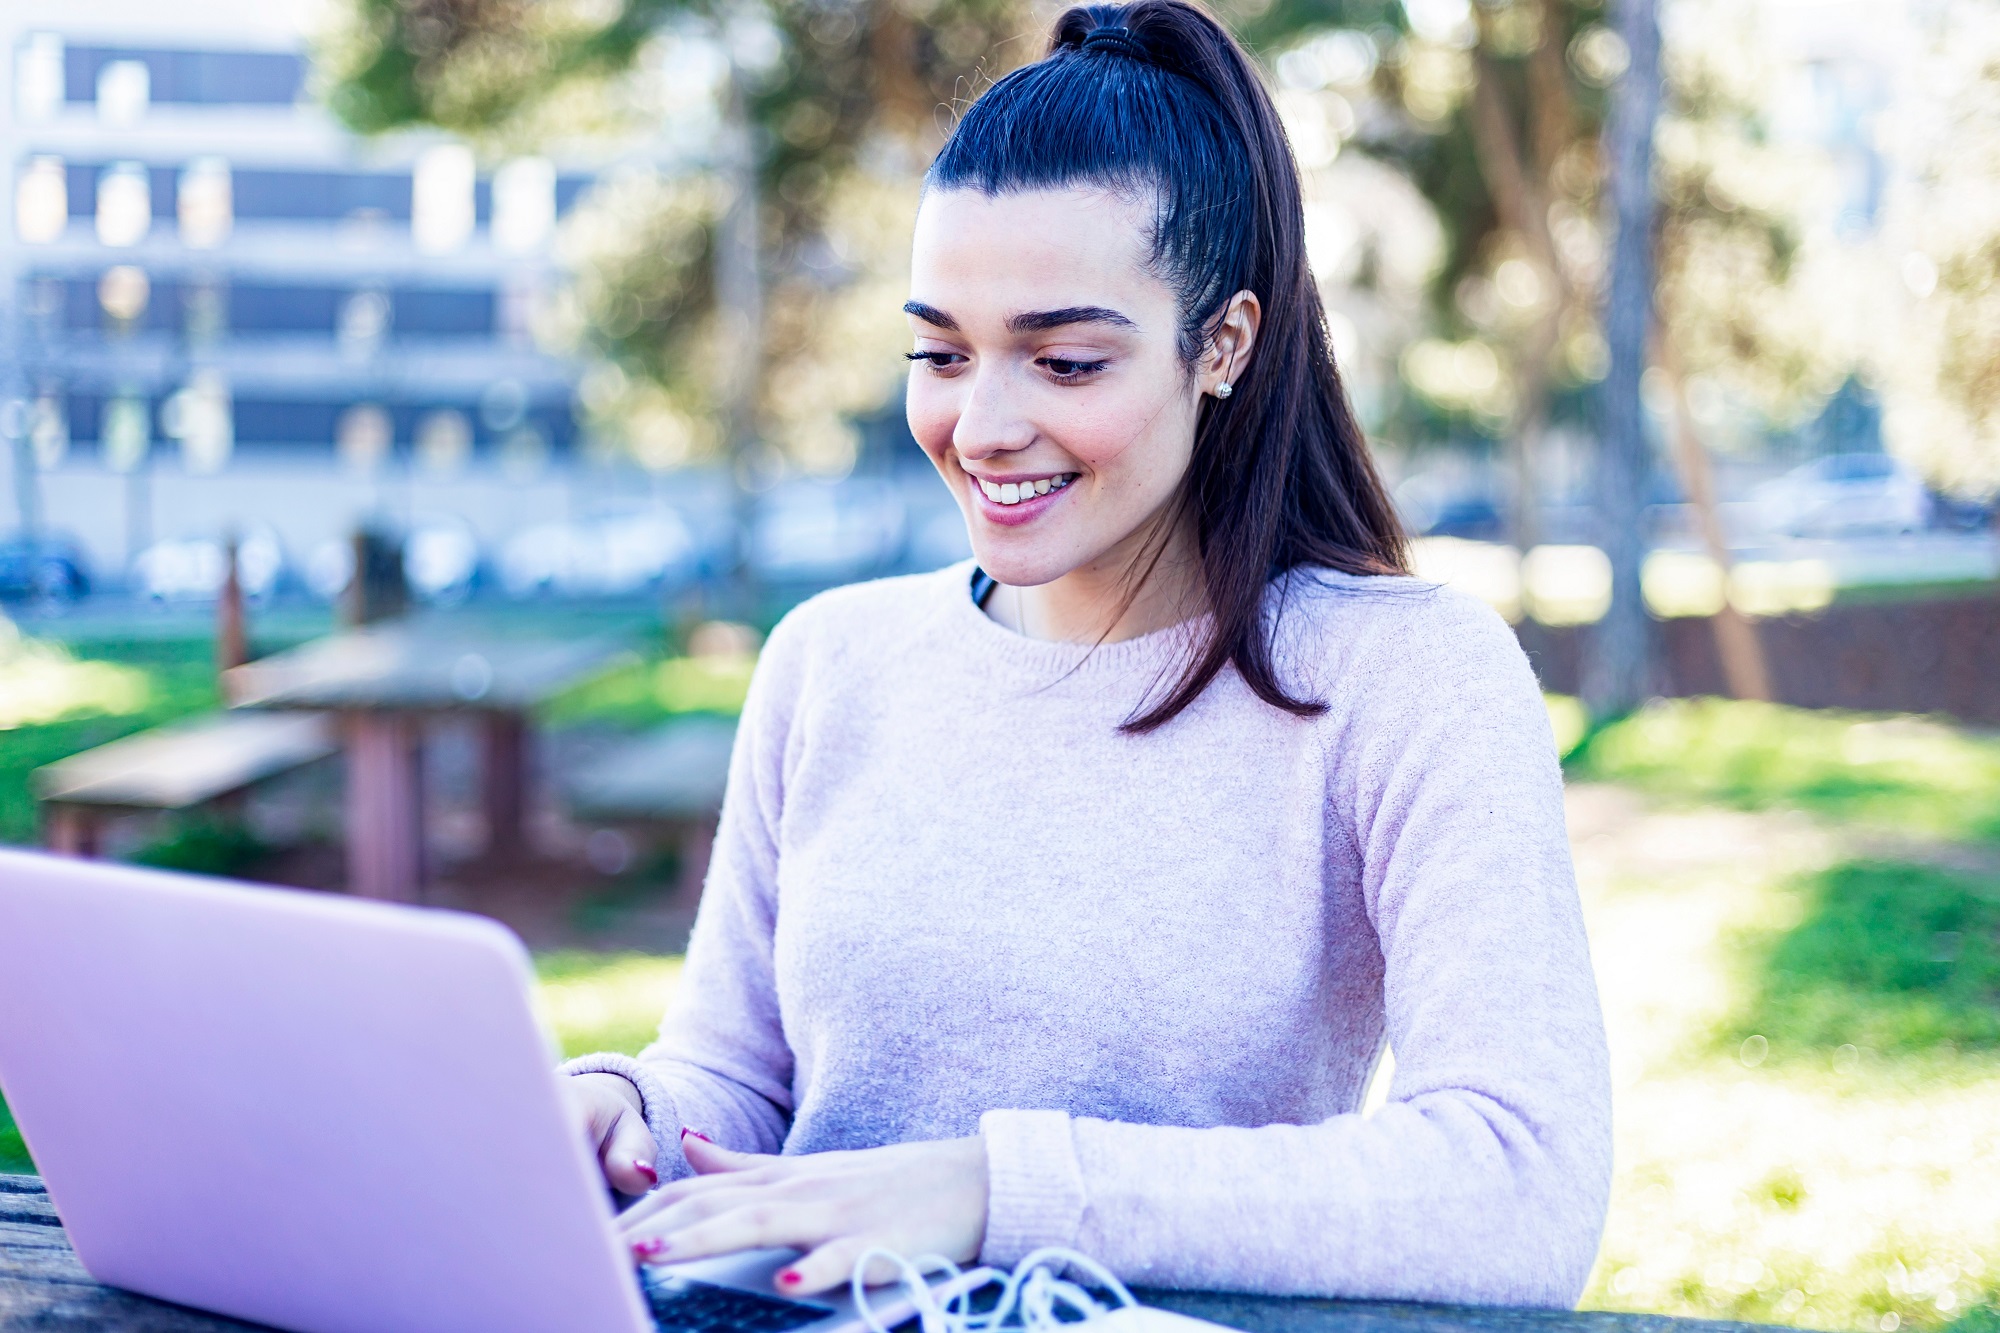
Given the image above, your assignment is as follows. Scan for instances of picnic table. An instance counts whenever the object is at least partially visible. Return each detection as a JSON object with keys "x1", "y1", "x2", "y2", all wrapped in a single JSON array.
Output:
[
  {"x1": 34, "y1": 714, "x2": 338, "y2": 858},
  {"x1": 0, "y1": 1174, "x2": 1775, "y2": 1333},
  {"x1": 223, "y1": 623, "x2": 625, "y2": 902}
]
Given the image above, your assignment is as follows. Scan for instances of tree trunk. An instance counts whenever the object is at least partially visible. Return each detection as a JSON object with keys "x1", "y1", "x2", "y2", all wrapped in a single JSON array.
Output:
[
  {"x1": 1582, "y1": 0, "x2": 1662, "y2": 718},
  {"x1": 1656, "y1": 343, "x2": 1772, "y2": 701},
  {"x1": 1465, "y1": 49, "x2": 1566, "y2": 551},
  {"x1": 714, "y1": 61, "x2": 765, "y2": 616}
]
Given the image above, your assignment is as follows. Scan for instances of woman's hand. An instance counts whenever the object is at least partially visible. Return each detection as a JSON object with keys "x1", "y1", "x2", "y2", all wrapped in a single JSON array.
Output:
[
  {"x1": 619, "y1": 1134, "x2": 989, "y2": 1295},
  {"x1": 561, "y1": 1072, "x2": 660, "y2": 1195}
]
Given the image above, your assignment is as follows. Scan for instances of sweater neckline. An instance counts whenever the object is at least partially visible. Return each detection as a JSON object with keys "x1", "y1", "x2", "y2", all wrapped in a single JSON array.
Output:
[{"x1": 943, "y1": 561, "x2": 1212, "y2": 679}]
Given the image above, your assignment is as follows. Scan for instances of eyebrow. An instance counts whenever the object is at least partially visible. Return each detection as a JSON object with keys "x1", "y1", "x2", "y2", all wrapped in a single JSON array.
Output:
[
  {"x1": 902, "y1": 302, "x2": 1138, "y2": 334},
  {"x1": 1008, "y1": 305, "x2": 1136, "y2": 333},
  {"x1": 903, "y1": 301, "x2": 958, "y2": 330}
]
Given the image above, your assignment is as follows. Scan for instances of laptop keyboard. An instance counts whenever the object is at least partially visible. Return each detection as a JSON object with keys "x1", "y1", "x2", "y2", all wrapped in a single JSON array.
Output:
[{"x1": 642, "y1": 1274, "x2": 838, "y2": 1333}]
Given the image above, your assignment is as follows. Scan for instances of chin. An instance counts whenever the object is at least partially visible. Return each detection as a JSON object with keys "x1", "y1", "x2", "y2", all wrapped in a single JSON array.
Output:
[{"x1": 964, "y1": 536, "x2": 1075, "y2": 588}]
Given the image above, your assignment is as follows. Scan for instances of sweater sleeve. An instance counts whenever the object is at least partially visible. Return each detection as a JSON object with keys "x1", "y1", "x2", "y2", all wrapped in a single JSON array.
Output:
[
  {"x1": 978, "y1": 588, "x2": 1612, "y2": 1306},
  {"x1": 560, "y1": 613, "x2": 810, "y2": 1183}
]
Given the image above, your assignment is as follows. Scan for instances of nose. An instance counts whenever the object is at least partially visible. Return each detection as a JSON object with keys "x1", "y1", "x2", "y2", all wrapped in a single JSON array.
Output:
[{"x1": 951, "y1": 365, "x2": 1036, "y2": 464}]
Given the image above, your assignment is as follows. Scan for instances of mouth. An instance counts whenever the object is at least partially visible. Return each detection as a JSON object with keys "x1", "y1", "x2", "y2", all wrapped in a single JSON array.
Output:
[
  {"x1": 964, "y1": 471, "x2": 1078, "y2": 528},
  {"x1": 972, "y1": 472, "x2": 1077, "y2": 506}
]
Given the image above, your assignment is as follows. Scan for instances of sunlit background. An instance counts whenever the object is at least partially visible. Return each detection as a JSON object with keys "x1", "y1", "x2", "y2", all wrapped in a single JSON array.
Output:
[{"x1": 1, "y1": 0, "x2": 1997, "y2": 1328}]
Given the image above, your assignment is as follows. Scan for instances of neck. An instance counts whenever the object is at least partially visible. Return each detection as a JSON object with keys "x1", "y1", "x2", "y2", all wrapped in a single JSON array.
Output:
[{"x1": 1003, "y1": 510, "x2": 1205, "y2": 644}]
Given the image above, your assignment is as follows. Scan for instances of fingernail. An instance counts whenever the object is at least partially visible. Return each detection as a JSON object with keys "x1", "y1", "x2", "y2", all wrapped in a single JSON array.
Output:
[
  {"x1": 778, "y1": 1269, "x2": 802, "y2": 1287},
  {"x1": 633, "y1": 1160, "x2": 658, "y2": 1184},
  {"x1": 680, "y1": 1128, "x2": 713, "y2": 1144},
  {"x1": 633, "y1": 1238, "x2": 667, "y2": 1259}
]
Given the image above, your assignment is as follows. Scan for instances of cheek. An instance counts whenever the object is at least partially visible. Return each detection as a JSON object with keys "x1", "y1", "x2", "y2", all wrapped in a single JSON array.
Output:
[
  {"x1": 1065, "y1": 394, "x2": 1197, "y2": 490},
  {"x1": 905, "y1": 377, "x2": 958, "y2": 462}
]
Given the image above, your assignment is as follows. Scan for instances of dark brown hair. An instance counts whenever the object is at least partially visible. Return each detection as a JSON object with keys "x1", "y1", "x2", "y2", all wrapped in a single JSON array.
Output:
[{"x1": 929, "y1": 0, "x2": 1408, "y2": 731}]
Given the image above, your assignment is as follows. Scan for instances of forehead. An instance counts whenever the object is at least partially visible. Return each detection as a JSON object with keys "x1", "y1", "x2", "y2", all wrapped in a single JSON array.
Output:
[{"x1": 910, "y1": 186, "x2": 1169, "y2": 322}]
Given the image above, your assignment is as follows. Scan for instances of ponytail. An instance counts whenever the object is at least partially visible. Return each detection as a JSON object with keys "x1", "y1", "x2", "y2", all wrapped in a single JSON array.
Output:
[{"x1": 930, "y1": 0, "x2": 1407, "y2": 732}]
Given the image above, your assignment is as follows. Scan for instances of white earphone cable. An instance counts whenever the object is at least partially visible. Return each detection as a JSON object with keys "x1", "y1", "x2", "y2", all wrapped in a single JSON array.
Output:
[{"x1": 850, "y1": 1248, "x2": 1139, "y2": 1333}]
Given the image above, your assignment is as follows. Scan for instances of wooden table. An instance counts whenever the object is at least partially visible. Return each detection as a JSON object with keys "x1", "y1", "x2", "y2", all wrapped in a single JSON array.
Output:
[
  {"x1": 1, "y1": 1174, "x2": 1776, "y2": 1333},
  {"x1": 34, "y1": 714, "x2": 338, "y2": 858},
  {"x1": 223, "y1": 624, "x2": 625, "y2": 902}
]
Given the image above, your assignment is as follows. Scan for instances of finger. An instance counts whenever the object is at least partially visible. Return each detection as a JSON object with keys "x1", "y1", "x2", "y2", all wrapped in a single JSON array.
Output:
[
  {"x1": 624, "y1": 1183, "x2": 771, "y2": 1247},
  {"x1": 773, "y1": 1236, "x2": 870, "y2": 1296},
  {"x1": 600, "y1": 1111, "x2": 660, "y2": 1196},
  {"x1": 618, "y1": 1160, "x2": 785, "y2": 1230},
  {"x1": 682, "y1": 1133, "x2": 766, "y2": 1176},
  {"x1": 632, "y1": 1200, "x2": 836, "y2": 1267}
]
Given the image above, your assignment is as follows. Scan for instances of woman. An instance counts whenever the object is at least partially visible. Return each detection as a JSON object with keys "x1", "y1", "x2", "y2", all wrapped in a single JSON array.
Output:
[{"x1": 561, "y1": 0, "x2": 1611, "y2": 1307}]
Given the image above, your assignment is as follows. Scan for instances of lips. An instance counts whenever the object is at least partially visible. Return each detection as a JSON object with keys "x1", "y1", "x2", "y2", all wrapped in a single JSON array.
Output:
[{"x1": 964, "y1": 470, "x2": 1076, "y2": 526}]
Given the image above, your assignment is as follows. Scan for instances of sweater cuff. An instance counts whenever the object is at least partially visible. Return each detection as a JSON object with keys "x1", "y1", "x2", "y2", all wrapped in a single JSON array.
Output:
[
  {"x1": 978, "y1": 1109, "x2": 1087, "y2": 1267},
  {"x1": 559, "y1": 1052, "x2": 691, "y2": 1184}
]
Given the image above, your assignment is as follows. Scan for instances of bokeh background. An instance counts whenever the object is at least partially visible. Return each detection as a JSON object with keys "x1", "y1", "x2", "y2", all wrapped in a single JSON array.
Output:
[{"x1": 1, "y1": 0, "x2": 1997, "y2": 1328}]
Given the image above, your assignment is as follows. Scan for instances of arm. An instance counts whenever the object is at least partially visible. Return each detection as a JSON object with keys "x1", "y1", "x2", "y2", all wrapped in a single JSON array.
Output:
[
  {"x1": 561, "y1": 615, "x2": 811, "y2": 1183},
  {"x1": 978, "y1": 591, "x2": 1612, "y2": 1305}
]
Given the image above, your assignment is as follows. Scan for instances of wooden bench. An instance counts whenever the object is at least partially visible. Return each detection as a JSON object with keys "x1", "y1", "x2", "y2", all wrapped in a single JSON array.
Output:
[
  {"x1": 561, "y1": 716, "x2": 737, "y2": 899},
  {"x1": 34, "y1": 712, "x2": 338, "y2": 858}
]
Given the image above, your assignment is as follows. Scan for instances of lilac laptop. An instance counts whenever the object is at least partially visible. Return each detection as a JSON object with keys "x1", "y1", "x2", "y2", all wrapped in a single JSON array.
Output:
[{"x1": 0, "y1": 849, "x2": 949, "y2": 1333}]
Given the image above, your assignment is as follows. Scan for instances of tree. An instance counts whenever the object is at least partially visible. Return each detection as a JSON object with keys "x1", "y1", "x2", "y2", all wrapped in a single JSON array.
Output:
[
  {"x1": 1580, "y1": 0, "x2": 1658, "y2": 716},
  {"x1": 318, "y1": 0, "x2": 1032, "y2": 483},
  {"x1": 1877, "y1": 1, "x2": 2000, "y2": 501}
]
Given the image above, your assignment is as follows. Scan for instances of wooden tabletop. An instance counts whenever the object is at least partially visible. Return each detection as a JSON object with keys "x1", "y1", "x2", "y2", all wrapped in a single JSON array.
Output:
[
  {"x1": 2, "y1": 1175, "x2": 1777, "y2": 1333},
  {"x1": 222, "y1": 622, "x2": 627, "y2": 714},
  {"x1": 32, "y1": 713, "x2": 337, "y2": 811}
]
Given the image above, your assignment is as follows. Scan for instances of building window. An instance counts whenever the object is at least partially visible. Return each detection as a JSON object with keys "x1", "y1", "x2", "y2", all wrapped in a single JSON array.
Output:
[
  {"x1": 15, "y1": 157, "x2": 67, "y2": 243},
  {"x1": 96, "y1": 162, "x2": 151, "y2": 247}
]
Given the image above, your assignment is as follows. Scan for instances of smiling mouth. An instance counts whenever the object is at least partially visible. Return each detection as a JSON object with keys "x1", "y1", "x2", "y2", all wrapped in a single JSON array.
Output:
[{"x1": 973, "y1": 473, "x2": 1078, "y2": 506}]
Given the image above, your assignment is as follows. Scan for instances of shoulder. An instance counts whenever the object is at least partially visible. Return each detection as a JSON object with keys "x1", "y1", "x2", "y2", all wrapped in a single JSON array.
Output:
[
  {"x1": 752, "y1": 562, "x2": 971, "y2": 690},
  {"x1": 1271, "y1": 566, "x2": 1530, "y2": 693}
]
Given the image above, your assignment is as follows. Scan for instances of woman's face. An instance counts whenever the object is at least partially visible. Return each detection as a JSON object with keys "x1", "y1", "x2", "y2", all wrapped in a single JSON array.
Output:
[{"x1": 905, "y1": 186, "x2": 1223, "y2": 589}]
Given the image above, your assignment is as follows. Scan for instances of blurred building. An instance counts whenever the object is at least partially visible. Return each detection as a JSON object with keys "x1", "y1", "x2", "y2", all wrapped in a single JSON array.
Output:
[{"x1": 0, "y1": 0, "x2": 600, "y2": 554}]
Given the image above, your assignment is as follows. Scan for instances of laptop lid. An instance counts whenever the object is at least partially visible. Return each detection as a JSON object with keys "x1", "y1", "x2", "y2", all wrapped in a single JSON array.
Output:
[{"x1": 0, "y1": 848, "x2": 653, "y2": 1333}]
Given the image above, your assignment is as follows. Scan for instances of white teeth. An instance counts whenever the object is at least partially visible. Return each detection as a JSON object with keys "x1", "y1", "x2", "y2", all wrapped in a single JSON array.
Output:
[{"x1": 977, "y1": 474, "x2": 1074, "y2": 504}]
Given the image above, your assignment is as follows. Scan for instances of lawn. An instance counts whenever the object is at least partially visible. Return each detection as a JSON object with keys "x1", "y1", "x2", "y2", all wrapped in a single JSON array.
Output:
[{"x1": 1564, "y1": 698, "x2": 2000, "y2": 1333}]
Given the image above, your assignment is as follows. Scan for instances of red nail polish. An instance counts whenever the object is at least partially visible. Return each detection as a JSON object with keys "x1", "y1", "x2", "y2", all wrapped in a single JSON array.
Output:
[
  {"x1": 680, "y1": 1128, "x2": 713, "y2": 1144},
  {"x1": 633, "y1": 1238, "x2": 665, "y2": 1258},
  {"x1": 778, "y1": 1270, "x2": 801, "y2": 1287},
  {"x1": 634, "y1": 1160, "x2": 658, "y2": 1184}
]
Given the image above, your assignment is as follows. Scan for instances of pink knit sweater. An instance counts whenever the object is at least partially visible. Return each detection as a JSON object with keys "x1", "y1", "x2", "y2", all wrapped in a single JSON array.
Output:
[{"x1": 563, "y1": 562, "x2": 1611, "y2": 1306}]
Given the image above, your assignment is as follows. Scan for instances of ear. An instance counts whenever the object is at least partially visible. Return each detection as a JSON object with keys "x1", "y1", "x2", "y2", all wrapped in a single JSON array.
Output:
[{"x1": 1202, "y1": 290, "x2": 1262, "y2": 399}]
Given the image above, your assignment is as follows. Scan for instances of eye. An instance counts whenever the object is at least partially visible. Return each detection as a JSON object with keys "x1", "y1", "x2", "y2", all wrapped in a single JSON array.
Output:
[
  {"x1": 905, "y1": 350, "x2": 964, "y2": 373},
  {"x1": 1037, "y1": 356, "x2": 1109, "y2": 383}
]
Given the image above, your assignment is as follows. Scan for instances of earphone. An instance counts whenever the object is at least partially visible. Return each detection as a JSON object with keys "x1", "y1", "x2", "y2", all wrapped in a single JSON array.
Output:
[{"x1": 851, "y1": 1247, "x2": 1139, "y2": 1333}]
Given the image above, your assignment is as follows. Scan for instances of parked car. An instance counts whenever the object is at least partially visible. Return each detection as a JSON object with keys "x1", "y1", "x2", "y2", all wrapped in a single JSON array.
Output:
[
  {"x1": 0, "y1": 533, "x2": 90, "y2": 603},
  {"x1": 132, "y1": 529, "x2": 284, "y2": 604},
  {"x1": 1755, "y1": 453, "x2": 1930, "y2": 538},
  {"x1": 499, "y1": 508, "x2": 695, "y2": 598}
]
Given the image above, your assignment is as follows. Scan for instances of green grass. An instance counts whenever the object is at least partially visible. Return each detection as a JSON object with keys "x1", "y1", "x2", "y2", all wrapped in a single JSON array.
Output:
[
  {"x1": 0, "y1": 637, "x2": 221, "y2": 845},
  {"x1": 0, "y1": 1089, "x2": 27, "y2": 1174},
  {"x1": 130, "y1": 815, "x2": 271, "y2": 878},
  {"x1": 1723, "y1": 860, "x2": 2000, "y2": 1060},
  {"x1": 534, "y1": 951, "x2": 685, "y2": 1059},
  {"x1": 544, "y1": 651, "x2": 754, "y2": 729},
  {"x1": 1567, "y1": 697, "x2": 2000, "y2": 844}
]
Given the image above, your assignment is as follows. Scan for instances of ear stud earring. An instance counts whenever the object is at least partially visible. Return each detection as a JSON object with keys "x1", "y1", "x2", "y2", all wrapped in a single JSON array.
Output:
[{"x1": 1215, "y1": 382, "x2": 1233, "y2": 399}]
